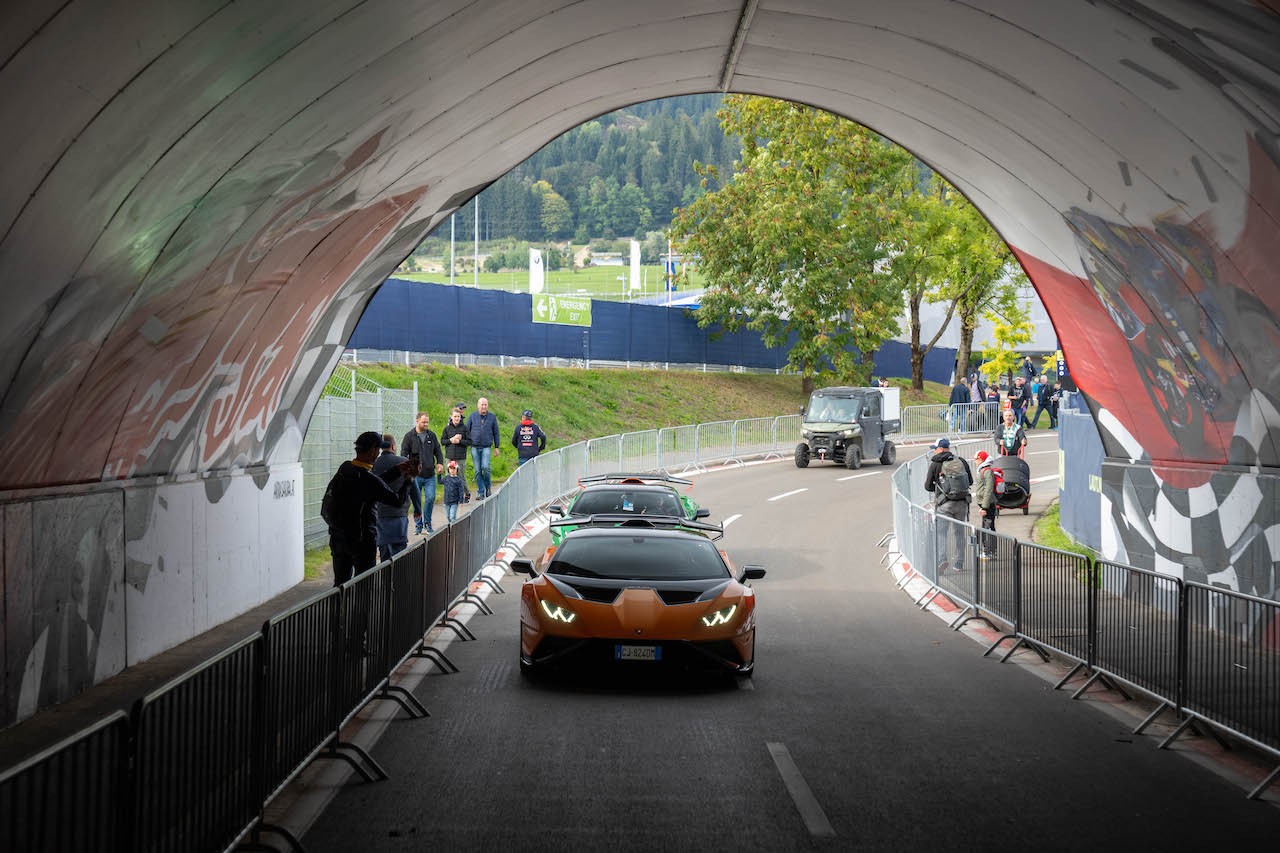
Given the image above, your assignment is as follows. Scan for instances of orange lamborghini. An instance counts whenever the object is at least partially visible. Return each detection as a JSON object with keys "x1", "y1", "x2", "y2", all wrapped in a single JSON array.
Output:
[{"x1": 512, "y1": 517, "x2": 765, "y2": 678}]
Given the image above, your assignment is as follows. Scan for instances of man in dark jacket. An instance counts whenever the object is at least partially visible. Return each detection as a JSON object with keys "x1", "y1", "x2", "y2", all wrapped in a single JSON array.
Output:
[
  {"x1": 372, "y1": 435, "x2": 412, "y2": 562},
  {"x1": 948, "y1": 378, "x2": 971, "y2": 433},
  {"x1": 923, "y1": 438, "x2": 973, "y2": 573},
  {"x1": 511, "y1": 409, "x2": 547, "y2": 466},
  {"x1": 1029, "y1": 380, "x2": 1055, "y2": 429},
  {"x1": 322, "y1": 431, "x2": 415, "y2": 586},
  {"x1": 1012, "y1": 376, "x2": 1034, "y2": 427},
  {"x1": 465, "y1": 397, "x2": 501, "y2": 498},
  {"x1": 402, "y1": 412, "x2": 445, "y2": 534}
]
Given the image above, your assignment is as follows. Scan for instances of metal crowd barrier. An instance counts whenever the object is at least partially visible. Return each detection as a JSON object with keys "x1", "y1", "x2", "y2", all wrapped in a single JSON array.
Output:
[
  {"x1": 889, "y1": 445, "x2": 1280, "y2": 800},
  {"x1": 899, "y1": 401, "x2": 1003, "y2": 444}
]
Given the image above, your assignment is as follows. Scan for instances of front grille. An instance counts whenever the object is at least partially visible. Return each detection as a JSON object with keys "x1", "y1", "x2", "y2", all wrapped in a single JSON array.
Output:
[
  {"x1": 568, "y1": 585, "x2": 620, "y2": 604},
  {"x1": 657, "y1": 589, "x2": 700, "y2": 605}
]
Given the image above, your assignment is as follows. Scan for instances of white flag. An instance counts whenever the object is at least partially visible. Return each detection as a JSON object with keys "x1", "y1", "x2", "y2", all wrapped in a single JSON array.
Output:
[
  {"x1": 629, "y1": 239, "x2": 641, "y2": 291},
  {"x1": 529, "y1": 248, "x2": 544, "y2": 294}
]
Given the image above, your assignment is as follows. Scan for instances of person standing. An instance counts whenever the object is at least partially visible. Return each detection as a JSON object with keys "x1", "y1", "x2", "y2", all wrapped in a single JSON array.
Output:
[
  {"x1": 973, "y1": 450, "x2": 998, "y2": 558},
  {"x1": 1029, "y1": 379, "x2": 1054, "y2": 429},
  {"x1": 923, "y1": 438, "x2": 973, "y2": 573},
  {"x1": 402, "y1": 412, "x2": 444, "y2": 534},
  {"x1": 465, "y1": 397, "x2": 500, "y2": 498},
  {"x1": 441, "y1": 406, "x2": 472, "y2": 501},
  {"x1": 1050, "y1": 380, "x2": 1062, "y2": 429},
  {"x1": 321, "y1": 431, "x2": 415, "y2": 586},
  {"x1": 995, "y1": 408, "x2": 1028, "y2": 457},
  {"x1": 372, "y1": 435, "x2": 412, "y2": 561},
  {"x1": 442, "y1": 459, "x2": 466, "y2": 524},
  {"x1": 1012, "y1": 376, "x2": 1033, "y2": 427},
  {"x1": 1021, "y1": 354, "x2": 1036, "y2": 381},
  {"x1": 511, "y1": 409, "x2": 547, "y2": 466}
]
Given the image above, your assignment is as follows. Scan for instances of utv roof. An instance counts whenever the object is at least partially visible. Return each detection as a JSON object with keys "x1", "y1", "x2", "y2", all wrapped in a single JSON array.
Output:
[{"x1": 811, "y1": 387, "x2": 871, "y2": 397}]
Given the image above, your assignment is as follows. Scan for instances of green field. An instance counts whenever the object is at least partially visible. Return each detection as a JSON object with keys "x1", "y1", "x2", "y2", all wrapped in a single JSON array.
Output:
[{"x1": 394, "y1": 264, "x2": 707, "y2": 301}]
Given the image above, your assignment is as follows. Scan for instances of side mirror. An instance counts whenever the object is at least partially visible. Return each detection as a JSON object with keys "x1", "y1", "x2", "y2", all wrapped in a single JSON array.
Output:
[
  {"x1": 740, "y1": 565, "x2": 766, "y2": 581},
  {"x1": 862, "y1": 407, "x2": 872, "y2": 418},
  {"x1": 511, "y1": 558, "x2": 537, "y2": 576},
  {"x1": 799, "y1": 406, "x2": 806, "y2": 415},
  {"x1": 548, "y1": 504, "x2": 563, "y2": 517},
  {"x1": 694, "y1": 508, "x2": 711, "y2": 519}
]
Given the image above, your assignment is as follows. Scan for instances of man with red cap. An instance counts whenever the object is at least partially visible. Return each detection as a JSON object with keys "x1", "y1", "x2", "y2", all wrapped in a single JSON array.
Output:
[
  {"x1": 511, "y1": 409, "x2": 547, "y2": 467},
  {"x1": 973, "y1": 450, "x2": 998, "y2": 558}
]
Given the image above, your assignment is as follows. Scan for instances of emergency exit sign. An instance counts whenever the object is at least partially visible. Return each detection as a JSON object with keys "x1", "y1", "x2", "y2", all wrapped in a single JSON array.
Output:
[{"x1": 532, "y1": 293, "x2": 592, "y2": 327}]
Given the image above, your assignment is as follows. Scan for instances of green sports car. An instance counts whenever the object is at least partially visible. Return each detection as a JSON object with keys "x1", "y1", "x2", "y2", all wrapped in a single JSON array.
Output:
[{"x1": 547, "y1": 473, "x2": 708, "y2": 546}]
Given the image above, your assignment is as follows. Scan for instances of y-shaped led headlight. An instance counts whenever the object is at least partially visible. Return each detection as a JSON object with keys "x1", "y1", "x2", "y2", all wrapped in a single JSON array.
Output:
[
  {"x1": 540, "y1": 599, "x2": 576, "y2": 623},
  {"x1": 701, "y1": 604, "x2": 737, "y2": 627}
]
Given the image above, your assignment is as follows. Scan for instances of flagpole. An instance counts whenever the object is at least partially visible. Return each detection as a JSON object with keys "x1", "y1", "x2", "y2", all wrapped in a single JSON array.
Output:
[
  {"x1": 450, "y1": 214, "x2": 455, "y2": 286},
  {"x1": 473, "y1": 199, "x2": 479, "y2": 287}
]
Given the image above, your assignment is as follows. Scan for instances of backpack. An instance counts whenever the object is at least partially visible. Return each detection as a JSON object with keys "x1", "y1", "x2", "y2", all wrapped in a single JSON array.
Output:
[
  {"x1": 939, "y1": 458, "x2": 970, "y2": 501},
  {"x1": 321, "y1": 466, "x2": 361, "y2": 532},
  {"x1": 991, "y1": 466, "x2": 1006, "y2": 495}
]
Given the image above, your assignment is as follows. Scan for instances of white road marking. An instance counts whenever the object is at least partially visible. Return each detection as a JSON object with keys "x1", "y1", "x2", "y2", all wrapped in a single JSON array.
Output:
[
  {"x1": 768, "y1": 488, "x2": 807, "y2": 502},
  {"x1": 837, "y1": 471, "x2": 881, "y2": 481},
  {"x1": 1030, "y1": 474, "x2": 1059, "y2": 485},
  {"x1": 723, "y1": 514, "x2": 742, "y2": 528},
  {"x1": 1026, "y1": 450, "x2": 1058, "y2": 456},
  {"x1": 767, "y1": 743, "x2": 836, "y2": 838}
]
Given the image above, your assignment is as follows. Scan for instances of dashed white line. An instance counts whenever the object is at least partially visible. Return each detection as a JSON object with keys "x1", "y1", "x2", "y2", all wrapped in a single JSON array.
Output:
[
  {"x1": 836, "y1": 471, "x2": 881, "y2": 481},
  {"x1": 1030, "y1": 474, "x2": 1059, "y2": 485},
  {"x1": 1026, "y1": 450, "x2": 1058, "y2": 456},
  {"x1": 723, "y1": 514, "x2": 742, "y2": 528},
  {"x1": 767, "y1": 742, "x2": 836, "y2": 837},
  {"x1": 767, "y1": 488, "x2": 807, "y2": 502}
]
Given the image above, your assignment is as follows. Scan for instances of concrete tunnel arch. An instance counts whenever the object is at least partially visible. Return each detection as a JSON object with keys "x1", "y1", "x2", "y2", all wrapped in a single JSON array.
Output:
[{"x1": 0, "y1": 1, "x2": 1277, "y2": 723}]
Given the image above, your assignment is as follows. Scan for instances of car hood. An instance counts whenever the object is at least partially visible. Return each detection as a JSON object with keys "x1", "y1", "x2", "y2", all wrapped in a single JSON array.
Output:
[{"x1": 802, "y1": 420, "x2": 860, "y2": 433}]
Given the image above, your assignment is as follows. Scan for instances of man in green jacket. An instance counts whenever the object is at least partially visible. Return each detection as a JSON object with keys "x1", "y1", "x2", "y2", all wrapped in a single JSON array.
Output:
[{"x1": 973, "y1": 450, "x2": 998, "y2": 559}]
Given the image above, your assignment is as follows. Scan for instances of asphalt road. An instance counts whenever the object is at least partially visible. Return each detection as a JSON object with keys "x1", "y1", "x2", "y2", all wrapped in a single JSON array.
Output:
[{"x1": 303, "y1": 454, "x2": 1279, "y2": 851}]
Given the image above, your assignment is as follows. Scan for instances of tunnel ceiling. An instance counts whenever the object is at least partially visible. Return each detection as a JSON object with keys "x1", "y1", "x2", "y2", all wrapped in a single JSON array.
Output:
[{"x1": 0, "y1": 0, "x2": 1277, "y2": 491}]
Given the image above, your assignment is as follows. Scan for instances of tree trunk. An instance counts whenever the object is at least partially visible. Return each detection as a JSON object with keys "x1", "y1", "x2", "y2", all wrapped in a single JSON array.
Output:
[
  {"x1": 801, "y1": 373, "x2": 815, "y2": 397},
  {"x1": 956, "y1": 311, "x2": 976, "y2": 382},
  {"x1": 909, "y1": 294, "x2": 924, "y2": 390}
]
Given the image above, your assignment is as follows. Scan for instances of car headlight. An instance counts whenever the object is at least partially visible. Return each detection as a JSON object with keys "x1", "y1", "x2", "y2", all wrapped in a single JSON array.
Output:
[
  {"x1": 540, "y1": 600, "x2": 576, "y2": 623},
  {"x1": 840, "y1": 428, "x2": 856, "y2": 438},
  {"x1": 701, "y1": 604, "x2": 737, "y2": 627}
]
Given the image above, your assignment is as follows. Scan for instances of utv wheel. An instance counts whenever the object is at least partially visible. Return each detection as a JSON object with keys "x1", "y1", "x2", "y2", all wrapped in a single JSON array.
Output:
[
  {"x1": 879, "y1": 440, "x2": 896, "y2": 466},
  {"x1": 844, "y1": 445, "x2": 863, "y2": 469},
  {"x1": 794, "y1": 443, "x2": 810, "y2": 468}
]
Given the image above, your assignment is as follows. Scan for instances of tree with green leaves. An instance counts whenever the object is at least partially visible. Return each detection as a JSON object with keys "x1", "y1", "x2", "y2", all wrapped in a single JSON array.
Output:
[
  {"x1": 978, "y1": 300, "x2": 1035, "y2": 389},
  {"x1": 671, "y1": 96, "x2": 911, "y2": 392}
]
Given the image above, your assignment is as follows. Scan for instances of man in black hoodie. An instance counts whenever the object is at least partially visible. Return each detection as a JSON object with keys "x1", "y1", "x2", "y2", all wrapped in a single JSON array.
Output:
[
  {"x1": 948, "y1": 378, "x2": 972, "y2": 433},
  {"x1": 924, "y1": 438, "x2": 973, "y2": 573},
  {"x1": 322, "y1": 431, "x2": 416, "y2": 586}
]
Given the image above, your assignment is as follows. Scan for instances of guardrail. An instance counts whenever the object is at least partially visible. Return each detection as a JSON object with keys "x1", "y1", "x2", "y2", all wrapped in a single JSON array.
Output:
[
  {"x1": 1, "y1": 412, "x2": 805, "y2": 852},
  {"x1": 898, "y1": 402, "x2": 1004, "y2": 443},
  {"x1": 888, "y1": 444, "x2": 1280, "y2": 800}
]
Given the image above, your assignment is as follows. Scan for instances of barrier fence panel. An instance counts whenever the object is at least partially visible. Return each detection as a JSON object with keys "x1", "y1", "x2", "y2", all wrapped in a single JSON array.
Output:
[
  {"x1": 934, "y1": 515, "x2": 978, "y2": 605},
  {"x1": 586, "y1": 435, "x2": 623, "y2": 476},
  {"x1": 734, "y1": 417, "x2": 776, "y2": 459},
  {"x1": 1094, "y1": 561, "x2": 1183, "y2": 699},
  {"x1": 388, "y1": 542, "x2": 428, "y2": 670},
  {"x1": 620, "y1": 430, "x2": 659, "y2": 472},
  {"x1": 262, "y1": 590, "x2": 341, "y2": 806},
  {"x1": 1017, "y1": 542, "x2": 1092, "y2": 663},
  {"x1": 0, "y1": 710, "x2": 129, "y2": 853},
  {"x1": 774, "y1": 414, "x2": 802, "y2": 451},
  {"x1": 426, "y1": 530, "x2": 453, "y2": 624},
  {"x1": 900, "y1": 404, "x2": 949, "y2": 441},
  {"x1": 658, "y1": 425, "x2": 699, "y2": 472},
  {"x1": 336, "y1": 564, "x2": 394, "y2": 726},
  {"x1": 909, "y1": 503, "x2": 937, "y2": 587},
  {"x1": 976, "y1": 529, "x2": 1020, "y2": 631},
  {"x1": 1184, "y1": 584, "x2": 1280, "y2": 752},
  {"x1": 695, "y1": 421, "x2": 736, "y2": 465},
  {"x1": 132, "y1": 635, "x2": 263, "y2": 853}
]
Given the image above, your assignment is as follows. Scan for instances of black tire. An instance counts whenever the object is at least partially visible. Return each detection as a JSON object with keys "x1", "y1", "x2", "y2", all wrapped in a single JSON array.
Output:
[
  {"x1": 844, "y1": 444, "x2": 863, "y2": 470},
  {"x1": 794, "y1": 443, "x2": 810, "y2": 468},
  {"x1": 879, "y1": 440, "x2": 896, "y2": 466}
]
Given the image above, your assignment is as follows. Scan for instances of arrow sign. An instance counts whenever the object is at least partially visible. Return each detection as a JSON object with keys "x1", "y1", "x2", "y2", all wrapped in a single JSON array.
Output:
[{"x1": 532, "y1": 292, "x2": 591, "y2": 327}]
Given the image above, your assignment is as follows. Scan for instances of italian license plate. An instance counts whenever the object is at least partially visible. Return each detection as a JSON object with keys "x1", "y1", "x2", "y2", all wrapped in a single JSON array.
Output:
[{"x1": 615, "y1": 644, "x2": 661, "y2": 662}]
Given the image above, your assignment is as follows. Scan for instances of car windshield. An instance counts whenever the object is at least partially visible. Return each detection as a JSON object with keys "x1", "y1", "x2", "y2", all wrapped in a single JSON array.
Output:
[
  {"x1": 571, "y1": 489, "x2": 684, "y2": 517},
  {"x1": 806, "y1": 394, "x2": 864, "y2": 422},
  {"x1": 548, "y1": 535, "x2": 729, "y2": 581}
]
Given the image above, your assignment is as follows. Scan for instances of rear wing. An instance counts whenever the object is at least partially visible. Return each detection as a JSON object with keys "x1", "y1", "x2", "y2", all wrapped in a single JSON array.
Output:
[
  {"x1": 576, "y1": 472, "x2": 693, "y2": 487},
  {"x1": 549, "y1": 513, "x2": 723, "y2": 540}
]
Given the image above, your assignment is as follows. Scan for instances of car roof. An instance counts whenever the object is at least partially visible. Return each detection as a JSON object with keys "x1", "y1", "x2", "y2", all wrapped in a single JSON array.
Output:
[{"x1": 811, "y1": 386, "x2": 871, "y2": 396}]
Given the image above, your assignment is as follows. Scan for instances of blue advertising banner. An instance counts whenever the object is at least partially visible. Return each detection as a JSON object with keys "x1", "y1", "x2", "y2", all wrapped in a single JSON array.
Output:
[
  {"x1": 349, "y1": 278, "x2": 957, "y2": 382},
  {"x1": 1058, "y1": 406, "x2": 1105, "y2": 552}
]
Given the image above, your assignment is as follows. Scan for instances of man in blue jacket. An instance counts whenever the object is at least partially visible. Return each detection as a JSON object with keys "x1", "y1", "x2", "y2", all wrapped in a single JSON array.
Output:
[
  {"x1": 465, "y1": 397, "x2": 501, "y2": 498},
  {"x1": 511, "y1": 409, "x2": 547, "y2": 466}
]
